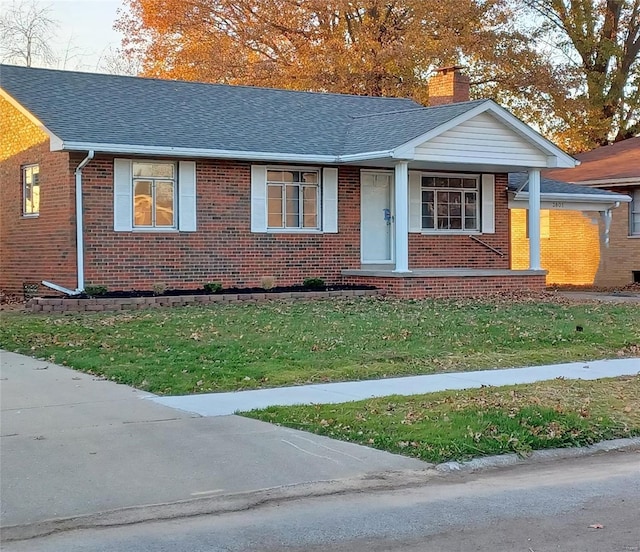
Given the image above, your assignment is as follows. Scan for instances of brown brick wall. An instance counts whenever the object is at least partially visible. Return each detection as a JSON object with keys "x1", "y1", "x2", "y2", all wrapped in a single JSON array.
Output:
[
  {"x1": 78, "y1": 158, "x2": 514, "y2": 291},
  {"x1": 594, "y1": 187, "x2": 640, "y2": 286},
  {"x1": 79, "y1": 156, "x2": 363, "y2": 290},
  {"x1": 0, "y1": 97, "x2": 75, "y2": 295},
  {"x1": 510, "y1": 209, "x2": 601, "y2": 285}
]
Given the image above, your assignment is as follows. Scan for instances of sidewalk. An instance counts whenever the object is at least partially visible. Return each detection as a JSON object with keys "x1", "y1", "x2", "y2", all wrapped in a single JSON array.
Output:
[
  {"x1": 151, "y1": 357, "x2": 640, "y2": 416},
  {"x1": 0, "y1": 351, "x2": 424, "y2": 532}
]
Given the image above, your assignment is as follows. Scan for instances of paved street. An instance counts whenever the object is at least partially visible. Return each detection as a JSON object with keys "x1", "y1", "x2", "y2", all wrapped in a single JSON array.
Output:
[{"x1": 4, "y1": 451, "x2": 639, "y2": 551}]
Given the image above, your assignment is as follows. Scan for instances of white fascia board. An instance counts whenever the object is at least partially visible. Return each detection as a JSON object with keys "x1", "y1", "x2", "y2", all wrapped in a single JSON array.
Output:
[
  {"x1": 391, "y1": 100, "x2": 578, "y2": 169},
  {"x1": 508, "y1": 198, "x2": 622, "y2": 211},
  {"x1": 0, "y1": 88, "x2": 64, "y2": 148},
  {"x1": 57, "y1": 141, "x2": 338, "y2": 164},
  {"x1": 512, "y1": 191, "x2": 631, "y2": 204}
]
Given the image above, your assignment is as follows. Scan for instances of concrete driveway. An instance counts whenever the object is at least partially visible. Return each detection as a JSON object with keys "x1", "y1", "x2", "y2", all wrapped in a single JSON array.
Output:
[{"x1": 0, "y1": 351, "x2": 425, "y2": 531}]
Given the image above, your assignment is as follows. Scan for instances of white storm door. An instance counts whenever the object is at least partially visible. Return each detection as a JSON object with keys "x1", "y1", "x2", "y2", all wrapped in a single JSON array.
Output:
[{"x1": 361, "y1": 172, "x2": 394, "y2": 263}]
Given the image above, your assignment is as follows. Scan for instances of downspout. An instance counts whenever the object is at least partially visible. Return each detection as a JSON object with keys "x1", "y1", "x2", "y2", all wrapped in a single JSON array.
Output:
[
  {"x1": 42, "y1": 150, "x2": 94, "y2": 296},
  {"x1": 600, "y1": 202, "x2": 619, "y2": 247},
  {"x1": 74, "y1": 151, "x2": 95, "y2": 292}
]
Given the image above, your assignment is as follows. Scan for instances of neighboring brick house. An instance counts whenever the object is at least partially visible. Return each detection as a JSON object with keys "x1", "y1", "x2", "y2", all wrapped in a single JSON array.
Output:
[
  {"x1": 510, "y1": 139, "x2": 638, "y2": 287},
  {"x1": 2, "y1": 64, "x2": 581, "y2": 299}
]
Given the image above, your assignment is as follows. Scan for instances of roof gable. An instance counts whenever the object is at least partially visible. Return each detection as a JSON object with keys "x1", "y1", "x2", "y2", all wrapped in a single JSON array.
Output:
[
  {"x1": 544, "y1": 137, "x2": 640, "y2": 183},
  {"x1": 412, "y1": 111, "x2": 548, "y2": 167},
  {"x1": 339, "y1": 100, "x2": 485, "y2": 156}
]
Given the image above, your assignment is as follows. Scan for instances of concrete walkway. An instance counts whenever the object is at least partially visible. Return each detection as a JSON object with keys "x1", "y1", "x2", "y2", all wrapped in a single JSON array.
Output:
[
  {"x1": 557, "y1": 291, "x2": 640, "y2": 303},
  {"x1": 0, "y1": 352, "x2": 424, "y2": 531},
  {"x1": 151, "y1": 357, "x2": 640, "y2": 416}
]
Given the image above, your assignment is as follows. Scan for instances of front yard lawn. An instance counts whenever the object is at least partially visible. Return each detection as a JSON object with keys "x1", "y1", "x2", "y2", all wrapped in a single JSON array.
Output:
[
  {"x1": 0, "y1": 296, "x2": 638, "y2": 395},
  {"x1": 242, "y1": 376, "x2": 640, "y2": 463}
]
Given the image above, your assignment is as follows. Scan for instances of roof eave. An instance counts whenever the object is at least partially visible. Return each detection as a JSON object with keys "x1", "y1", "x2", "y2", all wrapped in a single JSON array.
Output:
[
  {"x1": 0, "y1": 88, "x2": 64, "y2": 148},
  {"x1": 511, "y1": 191, "x2": 632, "y2": 203},
  {"x1": 56, "y1": 141, "x2": 339, "y2": 164},
  {"x1": 568, "y1": 177, "x2": 640, "y2": 187}
]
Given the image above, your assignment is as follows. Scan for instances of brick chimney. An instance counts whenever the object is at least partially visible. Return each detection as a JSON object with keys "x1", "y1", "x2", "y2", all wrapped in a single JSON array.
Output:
[{"x1": 428, "y1": 66, "x2": 470, "y2": 106}]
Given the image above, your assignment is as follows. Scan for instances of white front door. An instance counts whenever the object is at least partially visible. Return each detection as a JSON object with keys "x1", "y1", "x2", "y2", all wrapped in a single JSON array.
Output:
[{"x1": 361, "y1": 172, "x2": 394, "y2": 263}]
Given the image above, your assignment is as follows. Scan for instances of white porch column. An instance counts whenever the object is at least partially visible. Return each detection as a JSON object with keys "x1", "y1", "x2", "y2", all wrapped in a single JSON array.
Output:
[
  {"x1": 394, "y1": 161, "x2": 410, "y2": 273},
  {"x1": 528, "y1": 168, "x2": 542, "y2": 270}
]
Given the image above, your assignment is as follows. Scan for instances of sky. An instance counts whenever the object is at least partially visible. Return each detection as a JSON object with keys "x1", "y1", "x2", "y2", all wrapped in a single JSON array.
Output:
[{"x1": 1, "y1": 0, "x2": 124, "y2": 72}]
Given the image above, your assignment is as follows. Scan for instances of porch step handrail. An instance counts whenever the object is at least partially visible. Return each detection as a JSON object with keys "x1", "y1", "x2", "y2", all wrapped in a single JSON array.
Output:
[{"x1": 470, "y1": 235, "x2": 505, "y2": 257}]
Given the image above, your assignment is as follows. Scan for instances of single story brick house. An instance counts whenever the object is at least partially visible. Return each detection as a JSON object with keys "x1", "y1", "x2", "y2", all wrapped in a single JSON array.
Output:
[
  {"x1": 2, "y1": 63, "x2": 614, "y2": 299},
  {"x1": 510, "y1": 139, "x2": 637, "y2": 287}
]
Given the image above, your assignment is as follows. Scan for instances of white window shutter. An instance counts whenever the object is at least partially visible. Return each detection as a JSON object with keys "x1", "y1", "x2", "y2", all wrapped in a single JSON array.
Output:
[
  {"x1": 409, "y1": 171, "x2": 422, "y2": 232},
  {"x1": 322, "y1": 167, "x2": 338, "y2": 233},
  {"x1": 481, "y1": 174, "x2": 495, "y2": 234},
  {"x1": 178, "y1": 161, "x2": 197, "y2": 232},
  {"x1": 113, "y1": 158, "x2": 132, "y2": 231},
  {"x1": 251, "y1": 165, "x2": 268, "y2": 232}
]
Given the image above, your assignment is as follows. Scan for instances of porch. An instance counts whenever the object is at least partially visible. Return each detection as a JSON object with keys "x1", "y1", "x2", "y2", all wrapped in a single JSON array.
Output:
[{"x1": 342, "y1": 268, "x2": 546, "y2": 299}]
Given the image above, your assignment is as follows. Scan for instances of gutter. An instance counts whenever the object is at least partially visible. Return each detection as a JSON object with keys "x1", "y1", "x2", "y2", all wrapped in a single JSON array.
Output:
[
  {"x1": 42, "y1": 150, "x2": 95, "y2": 296},
  {"x1": 512, "y1": 191, "x2": 631, "y2": 203}
]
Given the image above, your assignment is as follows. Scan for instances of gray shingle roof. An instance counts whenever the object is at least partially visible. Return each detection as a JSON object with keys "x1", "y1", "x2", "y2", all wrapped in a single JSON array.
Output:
[
  {"x1": 508, "y1": 173, "x2": 628, "y2": 199},
  {"x1": 1, "y1": 64, "x2": 483, "y2": 157},
  {"x1": 340, "y1": 100, "x2": 487, "y2": 155}
]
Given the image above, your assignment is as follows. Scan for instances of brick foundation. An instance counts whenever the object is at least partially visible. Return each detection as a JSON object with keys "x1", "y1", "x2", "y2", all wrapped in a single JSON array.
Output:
[{"x1": 343, "y1": 274, "x2": 546, "y2": 299}]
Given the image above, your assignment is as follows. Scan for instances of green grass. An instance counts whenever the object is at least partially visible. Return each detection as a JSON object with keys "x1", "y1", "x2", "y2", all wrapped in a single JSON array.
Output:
[
  {"x1": 0, "y1": 297, "x2": 638, "y2": 395},
  {"x1": 242, "y1": 376, "x2": 640, "y2": 463}
]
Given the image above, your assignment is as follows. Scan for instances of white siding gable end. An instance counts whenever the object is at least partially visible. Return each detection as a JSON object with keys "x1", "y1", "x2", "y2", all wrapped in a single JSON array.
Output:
[{"x1": 413, "y1": 112, "x2": 548, "y2": 168}]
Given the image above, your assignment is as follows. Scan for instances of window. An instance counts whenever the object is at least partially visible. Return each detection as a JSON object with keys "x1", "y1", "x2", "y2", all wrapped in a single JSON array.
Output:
[
  {"x1": 266, "y1": 169, "x2": 320, "y2": 229},
  {"x1": 23, "y1": 164, "x2": 40, "y2": 216},
  {"x1": 114, "y1": 159, "x2": 196, "y2": 232},
  {"x1": 630, "y1": 189, "x2": 640, "y2": 236},
  {"x1": 421, "y1": 175, "x2": 479, "y2": 231},
  {"x1": 132, "y1": 162, "x2": 176, "y2": 228}
]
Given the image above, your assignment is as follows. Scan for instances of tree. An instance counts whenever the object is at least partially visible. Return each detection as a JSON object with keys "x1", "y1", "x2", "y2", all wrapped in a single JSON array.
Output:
[
  {"x1": 115, "y1": 0, "x2": 557, "y2": 105},
  {"x1": 523, "y1": 0, "x2": 640, "y2": 147},
  {"x1": 117, "y1": 0, "x2": 640, "y2": 151},
  {"x1": 0, "y1": 0, "x2": 58, "y2": 67},
  {"x1": 98, "y1": 45, "x2": 143, "y2": 76}
]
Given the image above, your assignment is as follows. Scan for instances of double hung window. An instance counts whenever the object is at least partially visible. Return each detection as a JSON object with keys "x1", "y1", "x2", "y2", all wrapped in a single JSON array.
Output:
[
  {"x1": 421, "y1": 175, "x2": 479, "y2": 232},
  {"x1": 132, "y1": 162, "x2": 176, "y2": 228},
  {"x1": 23, "y1": 164, "x2": 40, "y2": 216},
  {"x1": 630, "y1": 189, "x2": 640, "y2": 236},
  {"x1": 266, "y1": 169, "x2": 320, "y2": 230}
]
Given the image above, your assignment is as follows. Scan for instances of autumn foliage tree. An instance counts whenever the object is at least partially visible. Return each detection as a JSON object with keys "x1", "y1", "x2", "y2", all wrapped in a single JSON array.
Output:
[
  {"x1": 116, "y1": 0, "x2": 639, "y2": 151},
  {"x1": 116, "y1": 0, "x2": 555, "y2": 104}
]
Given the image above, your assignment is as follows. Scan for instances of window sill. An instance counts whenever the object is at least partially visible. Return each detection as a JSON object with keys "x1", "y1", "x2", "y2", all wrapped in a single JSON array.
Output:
[
  {"x1": 131, "y1": 227, "x2": 179, "y2": 233},
  {"x1": 266, "y1": 229, "x2": 323, "y2": 234},
  {"x1": 22, "y1": 214, "x2": 40, "y2": 219},
  {"x1": 419, "y1": 230, "x2": 481, "y2": 236},
  {"x1": 627, "y1": 234, "x2": 640, "y2": 239}
]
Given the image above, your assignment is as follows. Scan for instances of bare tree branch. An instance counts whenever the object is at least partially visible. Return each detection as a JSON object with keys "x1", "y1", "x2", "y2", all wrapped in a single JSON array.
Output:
[{"x1": 0, "y1": 0, "x2": 58, "y2": 67}]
